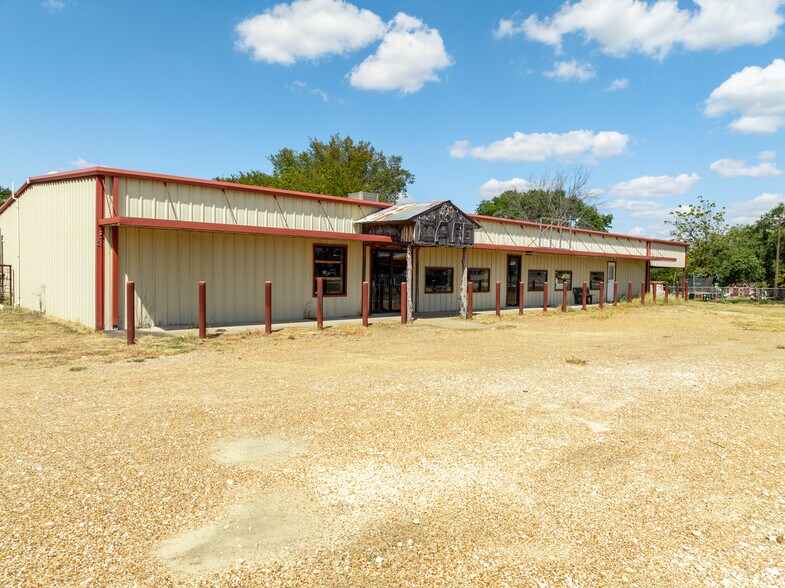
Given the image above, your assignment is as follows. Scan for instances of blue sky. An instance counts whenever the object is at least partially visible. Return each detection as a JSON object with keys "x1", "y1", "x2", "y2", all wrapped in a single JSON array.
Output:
[{"x1": 1, "y1": 0, "x2": 784, "y2": 237}]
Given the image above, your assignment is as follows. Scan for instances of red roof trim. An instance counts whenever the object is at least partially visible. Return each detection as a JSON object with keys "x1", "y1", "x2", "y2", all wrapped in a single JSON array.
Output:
[
  {"x1": 473, "y1": 242, "x2": 677, "y2": 262},
  {"x1": 98, "y1": 216, "x2": 395, "y2": 243},
  {"x1": 469, "y1": 214, "x2": 688, "y2": 247}
]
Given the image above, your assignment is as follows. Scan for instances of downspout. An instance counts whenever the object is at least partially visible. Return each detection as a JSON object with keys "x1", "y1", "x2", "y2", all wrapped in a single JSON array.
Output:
[{"x1": 14, "y1": 181, "x2": 20, "y2": 306}]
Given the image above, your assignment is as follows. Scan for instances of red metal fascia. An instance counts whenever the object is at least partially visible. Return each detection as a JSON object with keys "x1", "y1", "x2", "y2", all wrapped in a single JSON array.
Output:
[
  {"x1": 95, "y1": 177, "x2": 105, "y2": 331},
  {"x1": 97, "y1": 216, "x2": 395, "y2": 244},
  {"x1": 472, "y1": 242, "x2": 676, "y2": 262}
]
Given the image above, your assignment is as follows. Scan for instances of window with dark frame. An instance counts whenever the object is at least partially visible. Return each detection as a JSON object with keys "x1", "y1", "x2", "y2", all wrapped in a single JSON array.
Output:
[
  {"x1": 425, "y1": 267, "x2": 453, "y2": 293},
  {"x1": 590, "y1": 271, "x2": 604, "y2": 290},
  {"x1": 555, "y1": 270, "x2": 572, "y2": 291},
  {"x1": 313, "y1": 245, "x2": 347, "y2": 296},
  {"x1": 528, "y1": 269, "x2": 547, "y2": 292},
  {"x1": 467, "y1": 268, "x2": 490, "y2": 293}
]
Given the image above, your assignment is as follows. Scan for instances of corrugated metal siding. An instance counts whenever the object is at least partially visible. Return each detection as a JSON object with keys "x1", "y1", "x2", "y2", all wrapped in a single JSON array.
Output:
[
  {"x1": 117, "y1": 178, "x2": 377, "y2": 235},
  {"x1": 650, "y1": 242, "x2": 687, "y2": 268},
  {"x1": 119, "y1": 228, "x2": 363, "y2": 327},
  {"x1": 0, "y1": 179, "x2": 95, "y2": 325},
  {"x1": 414, "y1": 249, "x2": 647, "y2": 314}
]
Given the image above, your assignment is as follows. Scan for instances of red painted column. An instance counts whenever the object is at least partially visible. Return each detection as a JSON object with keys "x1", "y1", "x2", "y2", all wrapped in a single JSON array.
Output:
[
  {"x1": 95, "y1": 177, "x2": 105, "y2": 331},
  {"x1": 316, "y1": 277, "x2": 324, "y2": 329},
  {"x1": 362, "y1": 281, "x2": 369, "y2": 327},
  {"x1": 599, "y1": 282, "x2": 605, "y2": 309},
  {"x1": 683, "y1": 273, "x2": 688, "y2": 300},
  {"x1": 582, "y1": 281, "x2": 587, "y2": 310},
  {"x1": 652, "y1": 283, "x2": 657, "y2": 304},
  {"x1": 628, "y1": 281, "x2": 633, "y2": 304},
  {"x1": 198, "y1": 281, "x2": 206, "y2": 339},
  {"x1": 518, "y1": 281, "x2": 524, "y2": 315},
  {"x1": 468, "y1": 282, "x2": 474, "y2": 319},
  {"x1": 613, "y1": 282, "x2": 618, "y2": 306},
  {"x1": 111, "y1": 226, "x2": 119, "y2": 329},
  {"x1": 400, "y1": 282, "x2": 407, "y2": 324},
  {"x1": 675, "y1": 281, "x2": 680, "y2": 297},
  {"x1": 265, "y1": 280, "x2": 272, "y2": 335},
  {"x1": 126, "y1": 281, "x2": 135, "y2": 345},
  {"x1": 495, "y1": 281, "x2": 501, "y2": 316},
  {"x1": 561, "y1": 282, "x2": 567, "y2": 312},
  {"x1": 543, "y1": 282, "x2": 548, "y2": 312},
  {"x1": 665, "y1": 282, "x2": 669, "y2": 303},
  {"x1": 641, "y1": 282, "x2": 646, "y2": 305}
]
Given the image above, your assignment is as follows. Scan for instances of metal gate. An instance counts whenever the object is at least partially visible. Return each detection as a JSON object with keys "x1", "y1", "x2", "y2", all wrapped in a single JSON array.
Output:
[{"x1": 0, "y1": 264, "x2": 13, "y2": 304}]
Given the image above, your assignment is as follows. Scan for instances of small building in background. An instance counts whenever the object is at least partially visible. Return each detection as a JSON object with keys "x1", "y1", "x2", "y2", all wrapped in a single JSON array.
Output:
[{"x1": 0, "y1": 167, "x2": 687, "y2": 330}]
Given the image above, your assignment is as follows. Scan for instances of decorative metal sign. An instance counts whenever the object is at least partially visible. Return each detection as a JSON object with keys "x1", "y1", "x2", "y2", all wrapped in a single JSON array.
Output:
[{"x1": 414, "y1": 203, "x2": 474, "y2": 247}]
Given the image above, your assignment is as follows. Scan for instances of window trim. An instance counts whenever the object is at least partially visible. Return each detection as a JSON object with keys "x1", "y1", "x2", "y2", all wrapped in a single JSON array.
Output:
[
  {"x1": 589, "y1": 271, "x2": 605, "y2": 291},
  {"x1": 467, "y1": 267, "x2": 491, "y2": 293},
  {"x1": 424, "y1": 266, "x2": 454, "y2": 294},
  {"x1": 312, "y1": 244, "x2": 348, "y2": 298},
  {"x1": 527, "y1": 269, "x2": 548, "y2": 292},
  {"x1": 554, "y1": 270, "x2": 573, "y2": 291}
]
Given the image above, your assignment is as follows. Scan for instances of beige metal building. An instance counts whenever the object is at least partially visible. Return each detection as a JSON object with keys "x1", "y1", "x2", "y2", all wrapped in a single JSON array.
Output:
[{"x1": 0, "y1": 167, "x2": 687, "y2": 330}]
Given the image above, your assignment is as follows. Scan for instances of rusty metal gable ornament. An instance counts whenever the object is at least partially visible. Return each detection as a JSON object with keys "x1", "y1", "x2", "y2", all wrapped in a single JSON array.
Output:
[{"x1": 414, "y1": 202, "x2": 475, "y2": 248}]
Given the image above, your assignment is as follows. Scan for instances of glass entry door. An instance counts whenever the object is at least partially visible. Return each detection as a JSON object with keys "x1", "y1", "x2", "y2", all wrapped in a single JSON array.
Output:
[
  {"x1": 607, "y1": 261, "x2": 616, "y2": 302},
  {"x1": 506, "y1": 255, "x2": 522, "y2": 306},
  {"x1": 371, "y1": 249, "x2": 407, "y2": 313}
]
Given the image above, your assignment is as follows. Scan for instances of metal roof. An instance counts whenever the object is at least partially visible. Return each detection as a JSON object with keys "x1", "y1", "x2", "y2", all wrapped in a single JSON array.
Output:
[{"x1": 354, "y1": 201, "x2": 447, "y2": 224}]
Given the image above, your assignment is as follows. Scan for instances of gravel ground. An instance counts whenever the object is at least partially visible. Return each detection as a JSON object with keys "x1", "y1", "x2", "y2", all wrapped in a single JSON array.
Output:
[{"x1": 1, "y1": 301, "x2": 785, "y2": 587}]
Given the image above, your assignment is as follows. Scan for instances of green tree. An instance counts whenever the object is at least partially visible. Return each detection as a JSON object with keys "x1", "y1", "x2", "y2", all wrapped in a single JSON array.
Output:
[
  {"x1": 717, "y1": 225, "x2": 765, "y2": 285},
  {"x1": 0, "y1": 186, "x2": 10, "y2": 206},
  {"x1": 475, "y1": 168, "x2": 613, "y2": 231},
  {"x1": 744, "y1": 203, "x2": 784, "y2": 287},
  {"x1": 216, "y1": 134, "x2": 414, "y2": 203},
  {"x1": 666, "y1": 195, "x2": 728, "y2": 277}
]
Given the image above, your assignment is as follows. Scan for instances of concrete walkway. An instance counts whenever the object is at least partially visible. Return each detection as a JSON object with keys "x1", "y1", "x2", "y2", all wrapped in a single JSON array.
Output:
[{"x1": 106, "y1": 303, "x2": 609, "y2": 339}]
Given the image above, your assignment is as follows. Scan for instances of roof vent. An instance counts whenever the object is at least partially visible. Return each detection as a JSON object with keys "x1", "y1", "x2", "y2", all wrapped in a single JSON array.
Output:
[{"x1": 349, "y1": 191, "x2": 379, "y2": 202}]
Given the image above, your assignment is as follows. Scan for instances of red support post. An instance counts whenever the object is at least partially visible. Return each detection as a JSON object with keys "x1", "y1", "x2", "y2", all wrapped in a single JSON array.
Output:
[
  {"x1": 316, "y1": 277, "x2": 324, "y2": 329},
  {"x1": 561, "y1": 282, "x2": 567, "y2": 312},
  {"x1": 652, "y1": 283, "x2": 657, "y2": 304},
  {"x1": 675, "y1": 281, "x2": 680, "y2": 297},
  {"x1": 613, "y1": 281, "x2": 618, "y2": 306},
  {"x1": 683, "y1": 274, "x2": 688, "y2": 300},
  {"x1": 95, "y1": 177, "x2": 105, "y2": 331},
  {"x1": 582, "y1": 281, "x2": 587, "y2": 311},
  {"x1": 126, "y1": 281, "x2": 135, "y2": 345},
  {"x1": 518, "y1": 281, "x2": 524, "y2": 315},
  {"x1": 265, "y1": 280, "x2": 272, "y2": 335},
  {"x1": 468, "y1": 281, "x2": 474, "y2": 319},
  {"x1": 543, "y1": 282, "x2": 548, "y2": 312},
  {"x1": 198, "y1": 281, "x2": 206, "y2": 339},
  {"x1": 362, "y1": 281, "x2": 369, "y2": 327},
  {"x1": 628, "y1": 281, "x2": 633, "y2": 304},
  {"x1": 111, "y1": 176, "x2": 120, "y2": 329},
  {"x1": 400, "y1": 282, "x2": 407, "y2": 324},
  {"x1": 599, "y1": 281, "x2": 605, "y2": 309},
  {"x1": 665, "y1": 282, "x2": 669, "y2": 303},
  {"x1": 641, "y1": 282, "x2": 646, "y2": 305},
  {"x1": 495, "y1": 281, "x2": 501, "y2": 316}
]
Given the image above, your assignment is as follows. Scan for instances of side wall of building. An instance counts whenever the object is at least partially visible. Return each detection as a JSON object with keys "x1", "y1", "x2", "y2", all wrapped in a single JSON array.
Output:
[
  {"x1": 119, "y1": 228, "x2": 364, "y2": 327},
  {"x1": 416, "y1": 247, "x2": 646, "y2": 313},
  {"x1": 0, "y1": 179, "x2": 95, "y2": 325}
]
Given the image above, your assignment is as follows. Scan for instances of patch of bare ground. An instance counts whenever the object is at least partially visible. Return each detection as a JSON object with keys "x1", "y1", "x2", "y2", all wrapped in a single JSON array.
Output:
[{"x1": 1, "y1": 301, "x2": 785, "y2": 586}]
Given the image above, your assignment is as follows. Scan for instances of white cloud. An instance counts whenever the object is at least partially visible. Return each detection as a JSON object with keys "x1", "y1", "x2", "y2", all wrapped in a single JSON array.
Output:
[
  {"x1": 287, "y1": 80, "x2": 332, "y2": 102},
  {"x1": 758, "y1": 150, "x2": 777, "y2": 160},
  {"x1": 478, "y1": 178, "x2": 532, "y2": 198},
  {"x1": 499, "y1": 0, "x2": 784, "y2": 58},
  {"x1": 450, "y1": 130, "x2": 629, "y2": 162},
  {"x1": 726, "y1": 192, "x2": 785, "y2": 224},
  {"x1": 610, "y1": 173, "x2": 700, "y2": 197},
  {"x1": 709, "y1": 158, "x2": 782, "y2": 177},
  {"x1": 235, "y1": 0, "x2": 384, "y2": 65},
  {"x1": 42, "y1": 0, "x2": 65, "y2": 11},
  {"x1": 607, "y1": 78, "x2": 629, "y2": 91},
  {"x1": 349, "y1": 13, "x2": 452, "y2": 93},
  {"x1": 704, "y1": 58, "x2": 785, "y2": 134},
  {"x1": 69, "y1": 158, "x2": 97, "y2": 169},
  {"x1": 606, "y1": 198, "x2": 662, "y2": 211},
  {"x1": 544, "y1": 60, "x2": 595, "y2": 82}
]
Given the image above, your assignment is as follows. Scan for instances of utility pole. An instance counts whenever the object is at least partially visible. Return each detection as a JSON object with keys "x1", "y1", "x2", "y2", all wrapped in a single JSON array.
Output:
[{"x1": 776, "y1": 216, "x2": 781, "y2": 294}]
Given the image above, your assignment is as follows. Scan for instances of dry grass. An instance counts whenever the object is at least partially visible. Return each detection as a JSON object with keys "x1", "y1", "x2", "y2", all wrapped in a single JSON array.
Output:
[{"x1": 1, "y1": 301, "x2": 785, "y2": 587}]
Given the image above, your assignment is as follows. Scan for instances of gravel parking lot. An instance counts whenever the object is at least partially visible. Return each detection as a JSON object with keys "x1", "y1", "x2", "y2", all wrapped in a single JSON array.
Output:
[{"x1": 1, "y1": 301, "x2": 784, "y2": 587}]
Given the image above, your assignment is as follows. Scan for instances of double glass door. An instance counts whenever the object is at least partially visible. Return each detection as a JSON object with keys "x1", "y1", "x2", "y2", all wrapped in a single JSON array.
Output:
[{"x1": 371, "y1": 249, "x2": 407, "y2": 313}]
